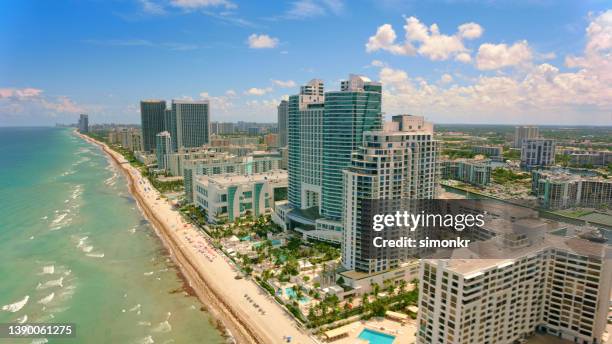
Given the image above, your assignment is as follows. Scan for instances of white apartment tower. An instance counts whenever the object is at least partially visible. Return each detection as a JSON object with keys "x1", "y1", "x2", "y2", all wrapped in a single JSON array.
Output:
[
  {"x1": 417, "y1": 234, "x2": 612, "y2": 344},
  {"x1": 342, "y1": 115, "x2": 439, "y2": 273}
]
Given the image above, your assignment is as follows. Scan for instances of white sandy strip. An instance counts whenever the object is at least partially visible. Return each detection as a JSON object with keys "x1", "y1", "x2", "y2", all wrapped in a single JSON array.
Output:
[{"x1": 78, "y1": 132, "x2": 317, "y2": 344}]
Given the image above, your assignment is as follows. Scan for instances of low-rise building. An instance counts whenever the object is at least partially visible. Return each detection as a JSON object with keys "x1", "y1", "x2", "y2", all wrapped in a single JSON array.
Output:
[
  {"x1": 532, "y1": 169, "x2": 612, "y2": 209},
  {"x1": 193, "y1": 170, "x2": 288, "y2": 223},
  {"x1": 472, "y1": 145, "x2": 503, "y2": 158},
  {"x1": 440, "y1": 159, "x2": 492, "y2": 186},
  {"x1": 561, "y1": 149, "x2": 612, "y2": 167}
]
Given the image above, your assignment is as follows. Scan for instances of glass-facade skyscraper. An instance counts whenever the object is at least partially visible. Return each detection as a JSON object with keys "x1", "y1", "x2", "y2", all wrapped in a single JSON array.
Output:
[
  {"x1": 277, "y1": 100, "x2": 288, "y2": 147},
  {"x1": 172, "y1": 100, "x2": 210, "y2": 150},
  {"x1": 140, "y1": 100, "x2": 167, "y2": 153},
  {"x1": 321, "y1": 75, "x2": 382, "y2": 221}
]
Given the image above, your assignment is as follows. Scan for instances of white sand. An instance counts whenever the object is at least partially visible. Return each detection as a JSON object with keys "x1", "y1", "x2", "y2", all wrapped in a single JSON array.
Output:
[{"x1": 78, "y1": 131, "x2": 317, "y2": 344}]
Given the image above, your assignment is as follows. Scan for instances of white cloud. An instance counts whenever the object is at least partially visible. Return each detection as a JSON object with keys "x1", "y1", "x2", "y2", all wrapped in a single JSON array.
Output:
[
  {"x1": 366, "y1": 17, "x2": 482, "y2": 61},
  {"x1": 370, "y1": 60, "x2": 386, "y2": 67},
  {"x1": 365, "y1": 24, "x2": 415, "y2": 56},
  {"x1": 199, "y1": 91, "x2": 235, "y2": 113},
  {"x1": 565, "y1": 10, "x2": 612, "y2": 84},
  {"x1": 271, "y1": 79, "x2": 297, "y2": 88},
  {"x1": 372, "y1": 61, "x2": 611, "y2": 124},
  {"x1": 440, "y1": 73, "x2": 453, "y2": 84},
  {"x1": 225, "y1": 89, "x2": 237, "y2": 97},
  {"x1": 476, "y1": 40, "x2": 532, "y2": 70},
  {"x1": 244, "y1": 87, "x2": 273, "y2": 96},
  {"x1": 455, "y1": 52, "x2": 472, "y2": 63},
  {"x1": 0, "y1": 87, "x2": 85, "y2": 123},
  {"x1": 458, "y1": 22, "x2": 483, "y2": 40},
  {"x1": 282, "y1": 0, "x2": 344, "y2": 19},
  {"x1": 139, "y1": 0, "x2": 166, "y2": 15},
  {"x1": 247, "y1": 34, "x2": 279, "y2": 49},
  {"x1": 170, "y1": 0, "x2": 236, "y2": 10}
]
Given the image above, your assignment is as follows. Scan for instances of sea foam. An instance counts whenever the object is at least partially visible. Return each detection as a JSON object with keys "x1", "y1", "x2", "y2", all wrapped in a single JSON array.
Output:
[{"x1": 2, "y1": 295, "x2": 29, "y2": 313}]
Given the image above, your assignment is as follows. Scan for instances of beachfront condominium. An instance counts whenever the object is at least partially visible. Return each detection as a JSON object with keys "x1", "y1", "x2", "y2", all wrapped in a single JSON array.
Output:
[
  {"x1": 140, "y1": 100, "x2": 167, "y2": 153},
  {"x1": 172, "y1": 99, "x2": 210, "y2": 150},
  {"x1": 164, "y1": 108, "x2": 177, "y2": 152},
  {"x1": 193, "y1": 170, "x2": 288, "y2": 223},
  {"x1": 277, "y1": 75, "x2": 382, "y2": 243},
  {"x1": 514, "y1": 125, "x2": 539, "y2": 148},
  {"x1": 277, "y1": 100, "x2": 288, "y2": 147},
  {"x1": 322, "y1": 75, "x2": 383, "y2": 222},
  {"x1": 78, "y1": 114, "x2": 89, "y2": 133},
  {"x1": 287, "y1": 79, "x2": 325, "y2": 212},
  {"x1": 155, "y1": 131, "x2": 172, "y2": 171},
  {"x1": 417, "y1": 230, "x2": 612, "y2": 344},
  {"x1": 521, "y1": 138, "x2": 556, "y2": 169},
  {"x1": 342, "y1": 115, "x2": 439, "y2": 273}
]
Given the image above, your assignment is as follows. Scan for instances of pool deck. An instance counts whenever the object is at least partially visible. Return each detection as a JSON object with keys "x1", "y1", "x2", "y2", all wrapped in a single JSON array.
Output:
[{"x1": 329, "y1": 318, "x2": 416, "y2": 344}]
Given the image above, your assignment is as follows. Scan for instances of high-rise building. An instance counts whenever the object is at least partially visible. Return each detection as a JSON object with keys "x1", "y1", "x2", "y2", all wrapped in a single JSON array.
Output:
[
  {"x1": 277, "y1": 100, "x2": 289, "y2": 147},
  {"x1": 78, "y1": 114, "x2": 89, "y2": 133},
  {"x1": 172, "y1": 100, "x2": 210, "y2": 150},
  {"x1": 342, "y1": 115, "x2": 439, "y2": 273},
  {"x1": 155, "y1": 131, "x2": 172, "y2": 171},
  {"x1": 521, "y1": 138, "x2": 556, "y2": 169},
  {"x1": 164, "y1": 109, "x2": 177, "y2": 152},
  {"x1": 276, "y1": 75, "x2": 383, "y2": 243},
  {"x1": 514, "y1": 125, "x2": 539, "y2": 148},
  {"x1": 287, "y1": 79, "x2": 325, "y2": 212},
  {"x1": 321, "y1": 74, "x2": 383, "y2": 221},
  {"x1": 140, "y1": 100, "x2": 167, "y2": 153},
  {"x1": 417, "y1": 230, "x2": 612, "y2": 344}
]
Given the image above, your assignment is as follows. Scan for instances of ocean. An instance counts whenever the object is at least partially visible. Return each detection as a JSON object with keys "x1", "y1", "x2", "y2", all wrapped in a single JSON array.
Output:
[{"x1": 0, "y1": 127, "x2": 224, "y2": 344}]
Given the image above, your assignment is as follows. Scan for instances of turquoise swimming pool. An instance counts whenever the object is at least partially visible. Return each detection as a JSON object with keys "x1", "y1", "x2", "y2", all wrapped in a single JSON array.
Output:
[
  {"x1": 284, "y1": 287, "x2": 310, "y2": 303},
  {"x1": 358, "y1": 329, "x2": 396, "y2": 344}
]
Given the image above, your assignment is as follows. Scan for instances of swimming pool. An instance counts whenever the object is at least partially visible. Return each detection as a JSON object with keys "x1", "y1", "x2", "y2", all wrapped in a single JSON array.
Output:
[
  {"x1": 284, "y1": 287, "x2": 310, "y2": 303},
  {"x1": 358, "y1": 328, "x2": 396, "y2": 344}
]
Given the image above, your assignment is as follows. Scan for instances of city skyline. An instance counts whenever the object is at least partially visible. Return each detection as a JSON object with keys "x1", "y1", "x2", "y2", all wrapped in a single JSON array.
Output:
[{"x1": 1, "y1": 1, "x2": 611, "y2": 126}]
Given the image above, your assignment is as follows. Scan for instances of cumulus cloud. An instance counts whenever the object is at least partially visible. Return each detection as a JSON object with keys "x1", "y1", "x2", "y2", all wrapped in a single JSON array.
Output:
[
  {"x1": 244, "y1": 87, "x2": 273, "y2": 96},
  {"x1": 199, "y1": 91, "x2": 235, "y2": 112},
  {"x1": 565, "y1": 10, "x2": 612, "y2": 83},
  {"x1": 366, "y1": 16, "x2": 482, "y2": 62},
  {"x1": 271, "y1": 79, "x2": 297, "y2": 88},
  {"x1": 476, "y1": 40, "x2": 532, "y2": 70},
  {"x1": 365, "y1": 24, "x2": 415, "y2": 56},
  {"x1": 247, "y1": 34, "x2": 279, "y2": 49},
  {"x1": 439, "y1": 73, "x2": 453, "y2": 84},
  {"x1": 0, "y1": 87, "x2": 86, "y2": 124},
  {"x1": 170, "y1": 0, "x2": 236, "y2": 10},
  {"x1": 373, "y1": 60, "x2": 611, "y2": 124}
]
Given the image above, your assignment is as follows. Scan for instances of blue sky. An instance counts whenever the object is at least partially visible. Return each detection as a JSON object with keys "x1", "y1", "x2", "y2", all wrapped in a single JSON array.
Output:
[{"x1": 0, "y1": 0, "x2": 610, "y2": 126}]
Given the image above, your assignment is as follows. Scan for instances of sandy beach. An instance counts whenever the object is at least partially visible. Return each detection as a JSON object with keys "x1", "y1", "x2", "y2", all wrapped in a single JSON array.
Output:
[{"x1": 77, "y1": 131, "x2": 318, "y2": 344}]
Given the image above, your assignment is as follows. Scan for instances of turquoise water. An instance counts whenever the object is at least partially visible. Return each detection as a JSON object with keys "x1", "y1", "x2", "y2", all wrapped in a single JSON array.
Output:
[
  {"x1": 0, "y1": 128, "x2": 224, "y2": 344},
  {"x1": 358, "y1": 329, "x2": 396, "y2": 344},
  {"x1": 283, "y1": 288, "x2": 309, "y2": 303}
]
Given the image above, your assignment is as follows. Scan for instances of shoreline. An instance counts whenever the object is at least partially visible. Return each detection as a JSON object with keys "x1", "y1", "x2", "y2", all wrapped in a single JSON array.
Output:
[{"x1": 76, "y1": 131, "x2": 317, "y2": 344}]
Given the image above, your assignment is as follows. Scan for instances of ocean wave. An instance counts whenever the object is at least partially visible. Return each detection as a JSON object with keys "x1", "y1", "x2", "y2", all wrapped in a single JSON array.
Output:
[
  {"x1": 152, "y1": 312, "x2": 172, "y2": 333},
  {"x1": 38, "y1": 293, "x2": 55, "y2": 305},
  {"x1": 37, "y1": 277, "x2": 63, "y2": 290},
  {"x1": 86, "y1": 253, "x2": 104, "y2": 258},
  {"x1": 16, "y1": 314, "x2": 28, "y2": 323},
  {"x1": 138, "y1": 321, "x2": 152, "y2": 327},
  {"x1": 31, "y1": 338, "x2": 48, "y2": 344},
  {"x1": 137, "y1": 336, "x2": 154, "y2": 344},
  {"x1": 129, "y1": 304, "x2": 141, "y2": 313},
  {"x1": 42, "y1": 265, "x2": 55, "y2": 275},
  {"x1": 81, "y1": 245, "x2": 94, "y2": 253},
  {"x1": 144, "y1": 271, "x2": 154, "y2": 276},
  {"x1": 2, "y1": 295, "x2": 29, "y2": 312}
]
